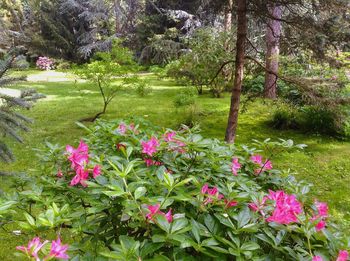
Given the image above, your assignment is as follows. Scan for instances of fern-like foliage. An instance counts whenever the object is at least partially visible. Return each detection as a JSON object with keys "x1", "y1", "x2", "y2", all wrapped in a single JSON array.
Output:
[{"x1": 0, "y1": 50, "x2": 43, "y2": 163}]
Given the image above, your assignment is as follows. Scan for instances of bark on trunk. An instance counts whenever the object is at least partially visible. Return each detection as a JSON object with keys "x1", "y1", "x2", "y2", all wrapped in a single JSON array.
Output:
[
  {"x1": 225, "y1": 0, "x2": 247, "y2": 143},
  {"x1": 264, "y1": 4, "x2": 282, "y2": 99},
  {"x1": 223, "y1": 0, "x2": 234, "y2": 83}
]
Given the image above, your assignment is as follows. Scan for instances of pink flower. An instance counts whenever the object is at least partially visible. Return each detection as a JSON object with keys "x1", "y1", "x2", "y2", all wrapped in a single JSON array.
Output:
[
  {"x1": 201, "y1": 184, "x2": 209, "y2": 194},
  {"x1": 231, "y1": 157, "x2": 241, "y2": 176},
  {"x1": 312, "y1": 256, "x2": 323, "y2": 261},
  {"x1": 336, "y1": 250, "x2": 349, "y2": 261},
  {"x1": 57, "y1": 170, "x2": 63, "y2": 178},
  {"x1": 250, "y1": 154, "x2": 273, "y2": 174},
  {"x1": 144, "y1": 158, "x2": 162, "y2": 167},
  {"x1": 207, "y1": 187, "x2": 218, "y2": 196},
  {"x1": 46, "y1": 237, "x2": 69, "y2": 260},
  {"x1": 315, "y1": 201, "x2": 328, "y2": 217},
  {"x1": 165, "y1": 209, "x2": 173, "y2": 223},
  {"x1": 92, "y1": 165, "x2": 101, "y2": 178},
  {"x1": 164, "y1": 131, "x2": 176, "y2": 142},
  {"x1": 16, "y1": 237, "x2": 49, "y2": 260},
  {"x1": 146, "y1": 204, "x2": 173, "y2": 223},
  {"x1": 66, "y1": 141, "x2": 89, "y2": 169},
  {"x1": 310, "y1": 201, "x2": 328, "y2": 231},
  {"x1": 141, "y1": 137, "x2": 160, "y2": 156},
  {"x1": 118, "y1": 123, "x2": 127, "y2": 134},
  {"x1": 70, "y1": 167, "x2": 89, "y2": 187},
  {"x1": 146, "y1": 204, "x2": 162, "y2": 221},
  {"x1": 225, "y1": 199, "x2": 238, "y2": 208},
  {"x1": 315, "y1": 220, "x2": 326, "y2": 231},
  {"x1": 265, "y1": 190, "x2": 303, "y2": 224},
  {"x1": 250, "y1": 155, "x2": 263, "y2": 165}
]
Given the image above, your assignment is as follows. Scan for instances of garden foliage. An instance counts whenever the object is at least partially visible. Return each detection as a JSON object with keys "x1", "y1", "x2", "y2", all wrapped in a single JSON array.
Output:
[{"x1": 1, "y1": 119, "x2": 349, "y2": 260}]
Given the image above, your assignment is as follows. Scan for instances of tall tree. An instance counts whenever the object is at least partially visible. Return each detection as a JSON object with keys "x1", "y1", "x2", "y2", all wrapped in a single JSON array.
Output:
[
  {"x1": 225, "y1": 0, "x2": 247, "y2": 143},
  {"x1": 264, "y1": 4, "x2": 282, "y2": 99}
]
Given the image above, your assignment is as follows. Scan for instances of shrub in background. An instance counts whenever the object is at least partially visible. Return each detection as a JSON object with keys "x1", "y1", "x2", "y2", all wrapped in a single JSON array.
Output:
[
  {"x1": 1, "y1": 119, "x2": 349, "y2": 260},
  {"x1": 12, "y1": 55, "x2": 30, "y2": 70}
]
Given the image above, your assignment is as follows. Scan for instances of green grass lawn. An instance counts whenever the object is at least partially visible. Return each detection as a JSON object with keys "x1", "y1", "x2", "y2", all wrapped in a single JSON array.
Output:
[{"x1": 1, "y1": 70, "x2": 349, "y2": 259}]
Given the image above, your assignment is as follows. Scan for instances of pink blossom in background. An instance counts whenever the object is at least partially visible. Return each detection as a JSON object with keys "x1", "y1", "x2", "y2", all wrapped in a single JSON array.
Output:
[
  {"x1": 46, "y1": 237, "x2": 69, "y2": 260},
  {"x1": 146, "y1": 204, "x2": 173, "y2": 223},
  {"x1": 315, "y1": 220, "x2": 326, "y2": 231},
  {"x1": 311, "y1": 201, "x2": 329, "y2": 231},
  {"x1": 144, "y1": 158, "x2": 162, "y2": 167},
  {"x1": 231, "y1": 157, "x2": 241, "y2": 176},
  {"x1": 70, "y1": 167, "x2": 89, "y2": 187},
  {"x1": 16, "y1": 237, "x2": 49, "y2": 260},
  {"x1": 315, "y1": 201, "x2": 328, "y2": 217},
  {"x1": 224, "y1": 199, "x2": 238, "y2": 208},
  {"x1": 36, "y1": 56, "x2": 54, "y2": 70},
  {"x1": 201, "y1": 184, "x2": 209, "y2": 194},
  {"x1": 164, "y1": 131, "x2": 176, "y2": 142},
  {"x1": 141, "y1": 137, "x2": 160, "y2": 156},
  {"x1": 92, "y1": 165, "x2": 102, "y2": 178},
  {"x1": 146, "y1": 204, "x2": 162, "y2": 221},
  {"x1": 250, "y1": 155, "x2": 263, "y2": 165},
  {"x1": 250, "y1": 154, "x2": 273, "y2": 174},
  {"x1": 336, "y1": 250, "x2": 349, "y2": 261},
  {"x1": 265, "y1": 190, "x2": 303, "y2": 224},
  {"x1": 165, "y1": 209, "x2": 173, "y2": 223},
  {"x1": 57, "y1": 170, "x2": 63, "y2": 178},
  {"x1": 312, "y1": 256, "x2": 323, "y2": 261},
  {"x1": 117, "y1": 123, "x2": 127, "y2": 134}
]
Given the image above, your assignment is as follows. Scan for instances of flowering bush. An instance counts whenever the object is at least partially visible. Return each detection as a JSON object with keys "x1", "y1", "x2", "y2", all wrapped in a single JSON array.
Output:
[
  {"x1": 1, "y1": 119, "x2": 349, "y2": 260},
  {"x1": 36, "y1": 56, "x2": 54, "y2": 70}
]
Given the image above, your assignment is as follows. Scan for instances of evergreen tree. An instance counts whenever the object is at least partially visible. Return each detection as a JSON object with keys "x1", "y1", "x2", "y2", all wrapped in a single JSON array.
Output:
[{"x1": 0, "y1": 49, "x2": 42, "y2": 163}]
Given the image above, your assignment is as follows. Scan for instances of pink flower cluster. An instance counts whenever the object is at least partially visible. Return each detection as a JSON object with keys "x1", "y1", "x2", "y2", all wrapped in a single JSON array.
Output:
[
  {"x1": 250, "y1": 154, "x2": 273, "y2": 174},
  {"x1": 313, "y1": 250, "x2": 349, "y2": 261},
  {"x1": 141, "y1": 137, "x2": 160, "y2": 156},
  {"x1": 146, "y1": 204, "x2": 173, "y2": 223},
  {"x1": 16, "y1": 237, "x2": 69, "y2": 260},
  {"x1": 310, "y1": 201, "x2": 328, "y2": 231},
  {"x1": 201, "y1": 184, "x2": 237, "y2": 208},
  {"x1": 117, "y1": 123, "x2": 138, "y2": 135},
  {"x1": 164, "y1": 131, "x2": 186, "y2": 153},
  {"x1": 36, "y1": 56, "x2": 54, "y2": 70},
  {"x1": 231, "y1": 157, "x2": 241, "y2": 176},
  {"x1": 250, "y1": 190, "x2": 302, "y2": 224},
  {"x1": 65, "y1": 141, "x2": 101, "y2": 187},
  {"x1": 144, "y1": 158, "x2": 162, "y2": 167}
]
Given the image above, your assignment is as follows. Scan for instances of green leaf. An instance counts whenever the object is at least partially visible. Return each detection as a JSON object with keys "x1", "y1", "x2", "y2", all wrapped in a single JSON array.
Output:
[
  {"x1": 134, "y1": 186, "x2": 146, "y2": 200},
  {"x1": 103, "y1": 190, "x2": 125, "y2": 197},
  {"x1": 24, "y1": 213, "x2": 35, "y2": 226},
  {"x1": 155, "y1": 215, "x2": 171, "y2": 234},
  {"x1": 241, "y1": 242, "x2": 260, "y2": 251},
  {"x1": 171, "y1": 218, "x2": 188, "y2": 234},
  {"x1": 191, "y1": 219, "x2": 201, "y2": 243}
]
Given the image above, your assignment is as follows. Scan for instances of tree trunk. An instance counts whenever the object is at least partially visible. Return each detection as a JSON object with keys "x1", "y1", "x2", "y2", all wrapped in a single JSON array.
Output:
[
  {"x1": 225, "y1": 0, "x2": 247, "y2": 143},
  {"x1": 223, "y1": 0, "x2": 234, "y2": 84},
  {"x1": 264, "y1": 4, "x2": 282, "y2": 99}
]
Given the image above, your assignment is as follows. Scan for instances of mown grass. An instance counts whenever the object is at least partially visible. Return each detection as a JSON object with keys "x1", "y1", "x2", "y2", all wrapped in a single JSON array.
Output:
[{"x1": 0, "y1": 70, "x2": 349, "y2": 259}]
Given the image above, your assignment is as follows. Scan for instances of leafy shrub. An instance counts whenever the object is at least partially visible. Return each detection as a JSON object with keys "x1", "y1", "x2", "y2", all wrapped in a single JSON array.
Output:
[
  {"x1": 1, "y1": 119, "x2": 349, "y2": 260},
  {"x1": 271, "y1": 105, "x2": 350, "y2": 137},
  {"x1": 124, "y1": 76, "x2": 152, "y2": 97},
  {"x1": 298, "y1": 106, "x2": 342, "y2": 136},
  {"x1": 173, "y1": 88, "x2": 197, "y2": 107},
  {"x1": 12, "y1": 55, "x2": 30, "y2": 70},
  {"x1": 54, "y1": 59, "x2": 71, "y2": 70},
  {"x1": 271, "y1": 106, "x2": 299, "y2": 130}
]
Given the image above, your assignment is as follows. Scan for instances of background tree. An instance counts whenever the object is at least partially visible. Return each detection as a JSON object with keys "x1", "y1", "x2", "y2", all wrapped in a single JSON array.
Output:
[{"x1": 0, "y1": 49, "x2": 42, "y2": 163}]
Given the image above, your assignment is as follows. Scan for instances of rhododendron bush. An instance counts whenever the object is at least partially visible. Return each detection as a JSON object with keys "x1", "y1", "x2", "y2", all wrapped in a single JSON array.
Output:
[{"x1": 1, "y1": 119, "x2": 349, "y2": 260}]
